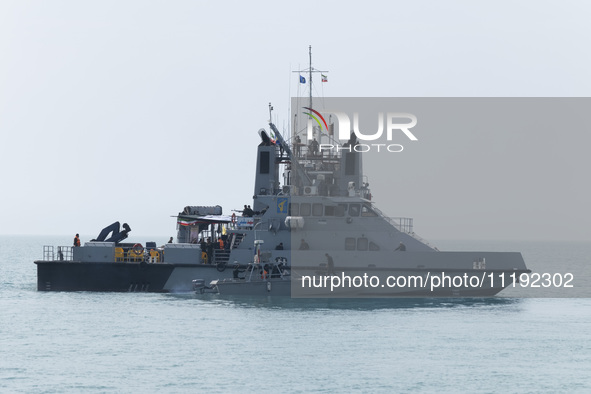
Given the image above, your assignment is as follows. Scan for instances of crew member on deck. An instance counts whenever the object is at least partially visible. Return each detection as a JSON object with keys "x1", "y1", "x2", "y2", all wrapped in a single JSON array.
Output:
[
  {"x1": 299, "y1": 239, "x2": 310, "y2": 250},
  {"x1": 242, "y1": 205, "x2": 254, "y2": 217},
  {"x1": 206, "y1": 238, "x2": 214, "y2": 259},
  {"x1": 294, "y1": 135, "x2": 301, "y2": 157},
  {"x1": 275, "y1": 242, "x2": 284, "y2": 250},
  {"x1": 309, "y1": 138, "x2": 319, "y2": 155},
  {"x1": 168, "y1": 237, "x2": 173, "y2": 243},
  {"x1": 73, "y1": 233, "x2": 81, "y2": 247},
  {"x1": 325, "y1": 253, "x2": 335, "y2": 275}
]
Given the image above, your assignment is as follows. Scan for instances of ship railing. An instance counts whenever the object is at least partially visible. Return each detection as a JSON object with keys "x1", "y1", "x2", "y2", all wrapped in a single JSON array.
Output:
[
  {"x1": 371, "y1": 205, "x2": 412, "y2": 233},
  {"x1": 386, "y1": 218, "x2": 438, "y2": 250},
  {"x1": 42, "y1": 245, "x2": 74, "y2": 261},
  {"x1": 371, "y1": 207, "x2": 439, "y2": 251},
  {"x1": 291, "y1": 141, "x2": 343, "y2": 161},
  {"x1": 389, "y1": 217, "x2": 414, "y2": 234}
]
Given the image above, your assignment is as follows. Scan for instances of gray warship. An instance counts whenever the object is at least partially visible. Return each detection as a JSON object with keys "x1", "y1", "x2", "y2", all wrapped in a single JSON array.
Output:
[
  {"x1": 187, "y1": 113, "x2": 529, "y2": 297},
  {"x1": 35, "y1": 114, "x2": 528, "y2": 294},
  {"x1": 35, "y1": 50, "x2": 529, "y2": 295}
]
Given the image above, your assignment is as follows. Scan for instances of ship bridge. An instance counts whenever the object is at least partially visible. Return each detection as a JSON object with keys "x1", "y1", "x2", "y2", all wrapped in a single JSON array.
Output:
[{"x1": 253, "y1": 123, "x2": 370, "y2": 210}]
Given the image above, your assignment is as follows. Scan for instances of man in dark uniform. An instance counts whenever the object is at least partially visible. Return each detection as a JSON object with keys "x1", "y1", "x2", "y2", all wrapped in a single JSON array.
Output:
[
  {"x1": 299, "y1": 239, "x2": 310, "y2": 250},
  {"x1": 294, "y1": 135, "x2": 302, "y2": 157},
  {"x1": 325, "y1": 253, "x2": 334, "y2": 275}
]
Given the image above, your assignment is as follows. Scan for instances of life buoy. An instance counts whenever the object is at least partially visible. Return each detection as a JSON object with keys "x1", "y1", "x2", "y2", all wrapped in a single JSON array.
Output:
[
  {"x1": 231, "y1": 213, "x2": 236, "y2": 224},
  {"x1": 133, "y1": 243, "x2": 144, "y2": 255}
]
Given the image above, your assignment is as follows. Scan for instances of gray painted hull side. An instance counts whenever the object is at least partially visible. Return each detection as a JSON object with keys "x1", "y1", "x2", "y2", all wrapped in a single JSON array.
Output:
[
  {"x1": 35, "y1": 261, "x2": 234, "y2": 292},
  {"x1": 291, "y1": 269, "x2": 524, "y2": 297},
  {"x1": 213, "y1": 279, "x2": 291, "y2": 296},
  {"x1": 205, "y1": 268, "x2": 523, "y2": 298},
  {"x1": 290, "y1": 251, "x2": 527, "y2": 271}
]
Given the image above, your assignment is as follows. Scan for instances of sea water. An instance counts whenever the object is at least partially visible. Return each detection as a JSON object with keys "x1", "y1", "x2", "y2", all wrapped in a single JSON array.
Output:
[{"x1": 1, "y1": 235, "x2": 590, "y2": 393}]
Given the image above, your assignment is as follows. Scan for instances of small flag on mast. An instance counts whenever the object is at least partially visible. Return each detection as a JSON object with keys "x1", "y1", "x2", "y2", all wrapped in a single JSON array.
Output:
[
  {"x1": 321, "y1": 74, "x2": 328, "y2": 82},
  {"x1": 299, "y1": 75, "x2": 306, "y2": 84}
]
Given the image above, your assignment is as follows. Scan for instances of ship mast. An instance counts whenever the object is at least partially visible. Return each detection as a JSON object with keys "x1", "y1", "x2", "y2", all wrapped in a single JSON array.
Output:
[
  {"x1": 292, "y1": 45, "x2": 328, "y2": 116},
  {"x1": 309, "y1": 45, "x2": 313, "y2": 112}
]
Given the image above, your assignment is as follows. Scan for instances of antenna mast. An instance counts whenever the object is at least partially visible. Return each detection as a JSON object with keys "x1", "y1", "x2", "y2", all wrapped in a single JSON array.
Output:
[
  {"x1": 291, "y1": 46, "x2": 328, "y2": 140},
  {"x1": 292, "y1": 45, "x2": 328, "y2": 112},
  {"x1": 309, "y1": 45, "x2": 313, "y2": 111}
]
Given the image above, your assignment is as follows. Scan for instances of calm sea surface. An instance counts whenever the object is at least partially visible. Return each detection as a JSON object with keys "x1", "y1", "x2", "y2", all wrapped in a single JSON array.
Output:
[{"x1": 1, "y1": 235, "x2": 590, "y2": 393}]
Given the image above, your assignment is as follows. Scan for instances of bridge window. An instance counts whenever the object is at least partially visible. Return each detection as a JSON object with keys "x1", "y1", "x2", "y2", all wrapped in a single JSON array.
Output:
[
  {"x1": 348, "y1": 204, "x2": 360, "y2": 217},
  {"x1": 313, "y1": 203, "x2": 323, "y2": 216},
  {"x1": 345, "y1": 237, "x2": 356, "y2": 250},
  {"x1": 300, "y1": 203, "x2": 311, "y2": 217},
  {"x1": 369, "y1": 241, "x2": 380, "y2": 251},
  {"x1": 289, "y1": 203, "x2": 299, "y2": 216},
  {"x1": 336, "y1": 204, "x2": 347, "y2": 217},
  {"x1": 345, "y1": 152, "x2": 356, "y2": 175},
  {"x1": 324, "y1": 206, "x2": 335, "y2": 216},
  {"x1": 361, "y1": 204, "x2": 378, "y2": 217},
  {"x1": 357, "y1": 237, "x2": 368, "y2": 251},
  {"x1": 259, "y1": 151, "x2": 270, "y2": 174}
]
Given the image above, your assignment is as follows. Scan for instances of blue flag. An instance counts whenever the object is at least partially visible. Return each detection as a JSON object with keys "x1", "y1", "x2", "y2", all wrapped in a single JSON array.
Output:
[{"x1": 299, "y1": 75, "x2": 306, "y2": 84}]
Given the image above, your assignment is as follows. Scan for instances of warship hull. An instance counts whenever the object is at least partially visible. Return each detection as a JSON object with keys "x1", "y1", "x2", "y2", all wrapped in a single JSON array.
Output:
[
  {"x1": 291, "y1": 269, "x2": 527, "y2": 298},
  {"x1": 198, "y1": 266, "x2": 526, "y2": 298},
  {"x1": 35, "y1": 261, "x2": 230, "y2": 292}
]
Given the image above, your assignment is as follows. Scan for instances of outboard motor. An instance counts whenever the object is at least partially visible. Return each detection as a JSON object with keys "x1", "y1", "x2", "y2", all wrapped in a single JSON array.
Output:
[{"x1": 192, "y1": 279, "x2": 213, "y2": 294}]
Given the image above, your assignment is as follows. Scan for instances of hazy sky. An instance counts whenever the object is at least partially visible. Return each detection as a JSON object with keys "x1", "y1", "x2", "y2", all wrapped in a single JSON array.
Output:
[{"x1": 1, "y1": 1, "x2": 590, "y2": 241}]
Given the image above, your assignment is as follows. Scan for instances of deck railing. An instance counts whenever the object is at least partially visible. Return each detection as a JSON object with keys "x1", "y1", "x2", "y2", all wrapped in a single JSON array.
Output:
[
  {"x1": 42, "y1": 245, "x2": 74, "y2": 261},
  {"x1": 371, "y1": 207, "x2": 439, "y2": 251}
]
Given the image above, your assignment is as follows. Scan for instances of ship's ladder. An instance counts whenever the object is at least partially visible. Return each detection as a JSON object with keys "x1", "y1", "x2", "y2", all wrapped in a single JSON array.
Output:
[
  {"x1": 231, "y1": 233, "x2": 246, "y2": 249},
  {"x1": 212, "y1": 249, "x2": 231, "y2": 266}
]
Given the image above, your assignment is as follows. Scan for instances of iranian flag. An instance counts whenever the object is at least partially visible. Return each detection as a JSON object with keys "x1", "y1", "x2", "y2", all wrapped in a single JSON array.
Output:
[{"x1": 177, "y1": 218, "x2": 198, "y2": 226}]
